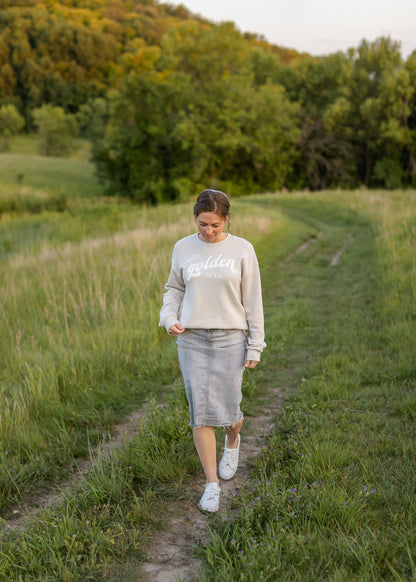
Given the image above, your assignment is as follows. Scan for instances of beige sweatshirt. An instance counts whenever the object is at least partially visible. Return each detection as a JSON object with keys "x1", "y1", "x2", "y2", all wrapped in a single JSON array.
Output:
[{"x1": 159, "y1": 233, "x2": 266, "y2": 361}]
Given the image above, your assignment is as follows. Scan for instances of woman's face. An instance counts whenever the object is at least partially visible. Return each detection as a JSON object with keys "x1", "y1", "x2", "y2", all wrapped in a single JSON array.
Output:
[{"x1": 196, "y1": 212, "x2": 228, "y2": 243}]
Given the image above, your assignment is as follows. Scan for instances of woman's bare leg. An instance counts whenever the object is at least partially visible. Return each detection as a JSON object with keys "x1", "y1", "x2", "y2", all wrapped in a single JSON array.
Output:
[
  {"x1": 193, "y1": 426, "x2": 219, "y2": 484},
  {"x1": 225, "y1": 418, "x2": 243, "y2": 448}
]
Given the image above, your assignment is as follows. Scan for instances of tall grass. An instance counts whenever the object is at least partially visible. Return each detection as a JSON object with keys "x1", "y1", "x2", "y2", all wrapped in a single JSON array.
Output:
[{"x1": 1, "y1": 208, "x2": 186, "y2": 506}]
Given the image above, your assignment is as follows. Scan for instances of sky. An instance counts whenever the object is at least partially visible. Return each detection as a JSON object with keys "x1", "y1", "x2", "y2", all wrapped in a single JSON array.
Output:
[{"x1": 168, "y1": 0, "x2": 416, "y2": 59}]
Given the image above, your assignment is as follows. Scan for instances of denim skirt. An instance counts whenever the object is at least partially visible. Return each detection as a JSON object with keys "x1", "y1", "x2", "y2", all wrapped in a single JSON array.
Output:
[{"x1": 177, "y1": 329, "x2": 247, "y2": 428}]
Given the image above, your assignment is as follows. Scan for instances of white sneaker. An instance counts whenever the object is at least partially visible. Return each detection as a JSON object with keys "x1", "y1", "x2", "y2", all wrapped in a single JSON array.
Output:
[
  {"x1": 219, "y1": 434, "x2": 240, "y2": 480},
  {"x1": 199, "y1": 482, "x2": 221, "y2": 513}
]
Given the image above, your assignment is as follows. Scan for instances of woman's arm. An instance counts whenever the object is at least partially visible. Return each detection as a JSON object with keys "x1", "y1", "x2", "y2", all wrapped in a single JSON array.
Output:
[
  {"x1": 241, "y1": 243, "x2": 266, "y2": 362},
  {"x1": 159, "y1": 247, "x2": 185, "y2": 333}
]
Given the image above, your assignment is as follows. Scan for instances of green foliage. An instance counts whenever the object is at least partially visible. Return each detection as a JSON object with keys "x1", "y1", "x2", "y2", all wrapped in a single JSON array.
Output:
[
  {"x1": 373, "y1": 152, "x2": 405, "y2": 189},
  {"x1": 32, "y1": 104, "x2": 79, "y2": 156},
  {"x1": 323, "y1": 38, "x2": 415, "y2": 187},
  {"x1": 0, "y1": 104, "x2": 24, "y2": 151},
  {"x1": 173, "y1": 78, "x2": 300, "y2": 193},
  {"x1": 0, "y1": 4, "x2": 120, "y2": 117},
  {"x1": 93, "y1": 23, "x2": 301, "y2": 202},
  {"x1": 275, "y1": 54, "x2": 357, "y2": 190},
  {"x1": 0, "y1": 0, "x2": 302, "y2": 121},
  {"x1": 404, "y1": 52, "x2": 416, "y2": 185},
  {"x1": 92, "y1": 29, "x2": 416, "y2": 197},
  {"x1": 76, "y1": 97, "x2": 109, "y2": 140}
]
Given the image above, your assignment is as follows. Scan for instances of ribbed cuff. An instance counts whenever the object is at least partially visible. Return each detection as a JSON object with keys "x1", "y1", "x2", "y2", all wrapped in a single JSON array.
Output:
[
  {"x1": 246, "y1": 348, "x2": 261, "y2": 362},
  {"x1": 163, "y1": 317, "x2": 180, "y2": 333}
]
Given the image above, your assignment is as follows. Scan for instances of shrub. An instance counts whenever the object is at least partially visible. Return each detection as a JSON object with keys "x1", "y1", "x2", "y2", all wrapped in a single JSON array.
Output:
[{"x1": 32, "y1": 105, "x2": 79, "y2": 157}]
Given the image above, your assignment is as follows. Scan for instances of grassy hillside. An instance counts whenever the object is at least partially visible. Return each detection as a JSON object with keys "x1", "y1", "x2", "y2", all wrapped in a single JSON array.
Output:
[{"x1": 0, "y1": 149, "x2": 415, "y2": 579}]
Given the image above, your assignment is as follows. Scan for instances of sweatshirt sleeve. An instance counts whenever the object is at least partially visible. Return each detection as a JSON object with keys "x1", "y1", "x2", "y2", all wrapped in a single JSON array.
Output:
[
  {"x1": 241, "y1": 244, "x2": 266, "y2": 361},
  {"x1": 159, "y1": 245, "x2": 185, "y2": 332}
]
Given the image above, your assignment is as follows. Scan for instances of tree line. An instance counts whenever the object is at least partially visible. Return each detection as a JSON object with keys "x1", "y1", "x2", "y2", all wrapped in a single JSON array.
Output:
[{"x1": 1, "y1": 0, "x2": 415, "y2": 200}]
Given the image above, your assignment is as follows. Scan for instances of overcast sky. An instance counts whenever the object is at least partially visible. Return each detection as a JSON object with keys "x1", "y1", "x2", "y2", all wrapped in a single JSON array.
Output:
[{"x1": 168, "y1": 0, "x2": 416, "y2": 58}]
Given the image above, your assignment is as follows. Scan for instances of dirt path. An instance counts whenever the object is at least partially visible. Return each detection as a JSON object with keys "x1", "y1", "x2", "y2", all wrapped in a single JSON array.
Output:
[
  {"x1": 330, "y1": 235, "x2": 354, "y2": 267},
  {"x1": 281, "y1": 233, "x2": 323, "y2": 264},
  {"x1": 136, "y1": 386, "x2": 287, "y2": 582}
]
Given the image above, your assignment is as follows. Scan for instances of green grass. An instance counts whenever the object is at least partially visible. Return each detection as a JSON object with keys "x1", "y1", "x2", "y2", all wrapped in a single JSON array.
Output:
[
  {"x1": 0, "y1": 147, "x2": 415, "y2": 581},
  {"x1": 0, "y1": 152, "x2": 100, "y2": 199},
  {"x1": 6, "y1": 135, "x2": 93, "y2": 160},
  {"x1": 196, "y1": 190, "x2": 416, "y2": 581},
  {"x1": 5, "y1": 135, "x2": 39, "y2": 156}
]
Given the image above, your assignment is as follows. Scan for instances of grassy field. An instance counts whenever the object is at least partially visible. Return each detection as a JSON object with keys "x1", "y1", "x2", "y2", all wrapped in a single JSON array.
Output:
[
  {"x1": 198, "y1": 191, "x2": 416, "y2": 581},
  {"x1": 0, "y1": 145, "x2": 415, "y2": 580}
]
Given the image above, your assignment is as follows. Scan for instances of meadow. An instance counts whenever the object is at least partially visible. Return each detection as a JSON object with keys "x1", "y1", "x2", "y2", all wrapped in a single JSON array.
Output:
[{"x1": 0, "y1": 143, "x2": 415, "y2": 580}]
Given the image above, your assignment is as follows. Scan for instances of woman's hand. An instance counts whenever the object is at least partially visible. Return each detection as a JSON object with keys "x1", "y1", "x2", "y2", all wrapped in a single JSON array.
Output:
[
  {"x1": 168, "y1": 324, "x2": 186, "y2": 336},
  {"x1": 245, "y1": 360, "x2": 259, "y2": 369}
]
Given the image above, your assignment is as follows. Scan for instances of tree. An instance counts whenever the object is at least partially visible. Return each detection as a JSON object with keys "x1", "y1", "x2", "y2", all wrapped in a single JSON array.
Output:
[
  {"x1": 291, "y1": 119, "x2": 355, "y2": 190},
  {"x1": 93, "y1": 24, "x2": 300, "y2": 202},
  {"x1": 266, "y1": 52, "x2": 357, "y2": 190},
  {"x1": 32, "y1": 104, "x2": 79, "y2": 156},
  {"x1": 77, "y1": 97, "x2": 110, "y2": 140},
  {"x1": 404, "y1": 51, "x2": 416, "y2": 185},
  {"x1": 324, "y1": 37, "x2": 414, "y2": 187},
  {"x1": 94, "y1": 68, "x2": 194, "y2": 203},
  {"x1": 0, "y1": 5, "x2": 119, "y2": 118},
  {"x1": 0, "y1": 103, "x2": 24, "y2": 151},
  {"x1": 173, "y1": 78, "x2": 300, "y2": 193}
]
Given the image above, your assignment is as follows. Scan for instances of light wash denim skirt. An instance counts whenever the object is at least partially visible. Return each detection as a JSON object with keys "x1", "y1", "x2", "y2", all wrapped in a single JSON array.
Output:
[{"x1": 177, "y1": 329, "x2": 247, "y2": 428}]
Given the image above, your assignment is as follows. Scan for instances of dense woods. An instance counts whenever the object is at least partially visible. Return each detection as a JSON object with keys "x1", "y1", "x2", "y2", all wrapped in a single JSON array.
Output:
[{"x1": 1, "y1": 0, "x2": 415, "y2": 200}]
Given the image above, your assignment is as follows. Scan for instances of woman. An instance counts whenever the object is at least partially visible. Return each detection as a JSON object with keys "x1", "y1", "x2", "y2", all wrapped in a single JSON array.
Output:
[{"x1": 159, "y1": 189, "x2": 265, "y2": 512}]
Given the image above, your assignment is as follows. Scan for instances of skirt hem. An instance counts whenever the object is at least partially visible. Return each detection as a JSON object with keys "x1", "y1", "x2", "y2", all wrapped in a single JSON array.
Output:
[{"x1": 190, "y1": 413, "x2": 244, "y2": 429}]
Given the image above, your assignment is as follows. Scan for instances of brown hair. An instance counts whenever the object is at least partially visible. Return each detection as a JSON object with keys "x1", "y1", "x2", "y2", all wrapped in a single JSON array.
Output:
[{"x1": 193, "y1": 189, "x2": 230, "y2": 219}]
